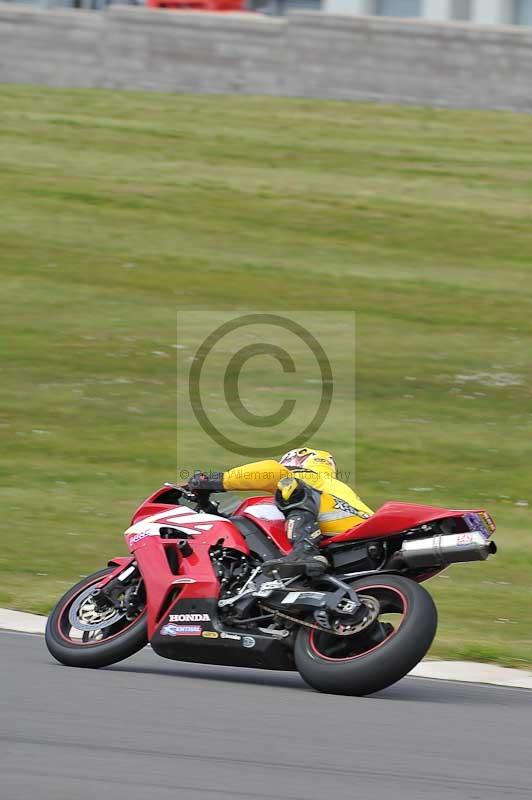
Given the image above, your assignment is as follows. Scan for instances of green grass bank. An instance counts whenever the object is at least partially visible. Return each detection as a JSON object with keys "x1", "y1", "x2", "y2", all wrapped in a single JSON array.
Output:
[{"x1": 1, "y1": 85, "x2": 531, "y2": 667}]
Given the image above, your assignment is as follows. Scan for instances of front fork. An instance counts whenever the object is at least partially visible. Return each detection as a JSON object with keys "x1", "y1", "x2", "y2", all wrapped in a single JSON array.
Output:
[{"x1": 92, "y1": 560, "x2": 141, "y2": 617}]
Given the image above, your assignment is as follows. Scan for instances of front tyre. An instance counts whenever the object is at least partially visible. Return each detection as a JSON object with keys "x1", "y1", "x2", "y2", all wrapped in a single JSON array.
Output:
[
  {"x1": 45, "y1": 567, "x2": 148, "y2": 668},
  {"x1": 294, "y1": 575, "x2": 437, "y2": 696}
]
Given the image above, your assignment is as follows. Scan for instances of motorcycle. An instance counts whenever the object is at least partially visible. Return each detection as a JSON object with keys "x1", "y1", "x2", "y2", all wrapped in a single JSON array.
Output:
[{"x1": 45, "y1": 483, "x2": 497, "y2": 695}]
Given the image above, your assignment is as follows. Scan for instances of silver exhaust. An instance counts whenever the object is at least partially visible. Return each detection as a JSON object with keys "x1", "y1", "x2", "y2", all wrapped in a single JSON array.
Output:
[{"x1": 398, "y1": 532, "x2": 497, "y2": 569}]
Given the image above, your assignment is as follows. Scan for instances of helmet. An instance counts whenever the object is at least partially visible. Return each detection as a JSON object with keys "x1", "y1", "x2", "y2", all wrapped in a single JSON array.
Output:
[{"x1": 279, "y1": 447, "x2": 337, "y2": 479}]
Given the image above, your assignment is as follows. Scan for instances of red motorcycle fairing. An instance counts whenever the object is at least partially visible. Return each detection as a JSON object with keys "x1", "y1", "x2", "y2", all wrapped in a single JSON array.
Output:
[
  {"x1": 131, "y1": 488, "x2": 291, "y2": 552},
  {"x1": 124, "y1": 504, "x2": 250, "y2": 639},
  {"x1": 319, "y1": 501, "x2": 489, "y2": 545},
  {"x1": 233, "y1": 496, "x2": 291, "y2": 553}
]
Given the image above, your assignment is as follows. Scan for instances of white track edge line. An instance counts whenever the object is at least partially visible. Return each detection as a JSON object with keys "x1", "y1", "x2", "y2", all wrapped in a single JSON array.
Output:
[{"x1": 1, "y1": 607, "x2": 530, "y2": 689}]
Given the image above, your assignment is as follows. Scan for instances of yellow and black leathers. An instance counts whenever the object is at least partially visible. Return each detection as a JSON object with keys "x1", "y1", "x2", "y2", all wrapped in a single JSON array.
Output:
[
  {"x1": 222, "y1": 459, "x2": 373, "y2": 538},
  {"x1": 266, "y1": 476, "x2": 329, "y2": 576},
  {"x1": 275, "y1": 476, "x2": 322, "y2": 542}
]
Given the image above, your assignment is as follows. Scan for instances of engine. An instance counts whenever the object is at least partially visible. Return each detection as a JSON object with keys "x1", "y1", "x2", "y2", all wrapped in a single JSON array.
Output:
[{"x1": 209, "y1": 544, "x2": 257, "y2": 603}]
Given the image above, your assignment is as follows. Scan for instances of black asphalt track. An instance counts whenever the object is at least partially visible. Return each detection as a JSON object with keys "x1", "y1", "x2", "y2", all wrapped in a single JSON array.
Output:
[{"x1": 1, "y1": 631, "x2": 530, "y2": 800}]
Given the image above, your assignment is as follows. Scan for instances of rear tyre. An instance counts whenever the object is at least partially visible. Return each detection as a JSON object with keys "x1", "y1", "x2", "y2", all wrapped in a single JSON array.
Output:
[
  {"x1": 294, "y1": 574, "x2": 437, "y2": 696},
  {"x1": 45, "y1": 567, "x2": 148, "y2": 668}
]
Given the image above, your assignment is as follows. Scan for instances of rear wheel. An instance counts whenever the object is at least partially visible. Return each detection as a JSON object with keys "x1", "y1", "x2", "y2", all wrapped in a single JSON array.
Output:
[
  {"x1": 45, "y1": 567, "x2": 148, "y2": 668},
  {"x1": 294, "y1": 575, "x2": 437, "y2": 696}
]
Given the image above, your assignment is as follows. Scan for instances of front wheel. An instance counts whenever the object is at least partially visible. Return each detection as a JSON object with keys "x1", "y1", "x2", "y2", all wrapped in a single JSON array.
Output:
[
  {"x1": 294, "y1": 574, "x2": 437, "y2": 696},
  {"x1": 45, "y1": 567, "x2": 148, "y2": 668}
]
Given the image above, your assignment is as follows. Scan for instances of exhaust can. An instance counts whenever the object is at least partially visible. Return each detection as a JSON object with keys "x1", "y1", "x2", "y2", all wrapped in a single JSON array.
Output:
[{"x1": 400, "y1": 532, "x2": 497, "y2": 569}]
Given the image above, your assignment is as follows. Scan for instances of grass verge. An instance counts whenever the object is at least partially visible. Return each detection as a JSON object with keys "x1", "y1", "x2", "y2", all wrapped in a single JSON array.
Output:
[{"x1": 1, "y1": 85, "x2": 531, "y2": 667}]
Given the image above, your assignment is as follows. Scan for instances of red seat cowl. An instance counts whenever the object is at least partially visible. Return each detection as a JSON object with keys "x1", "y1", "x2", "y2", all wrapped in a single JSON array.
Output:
[{"x1": 325, "y1": 501, "x2": 484, "y2": 544}]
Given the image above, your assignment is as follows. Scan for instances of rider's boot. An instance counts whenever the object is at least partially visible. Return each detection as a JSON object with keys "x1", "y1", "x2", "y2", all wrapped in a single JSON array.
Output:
[
  {"x1": 262, "y1": 477, "x2": 329, "y2": 578},
  {"x1": 263, "y1": 529, "x2": 329, "y2": 578}
]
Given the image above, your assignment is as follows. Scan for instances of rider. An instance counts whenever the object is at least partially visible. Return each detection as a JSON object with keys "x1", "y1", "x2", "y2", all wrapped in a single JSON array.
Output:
[{"x1": 187, "y1": 447, "x2": 373, "y2": 577}]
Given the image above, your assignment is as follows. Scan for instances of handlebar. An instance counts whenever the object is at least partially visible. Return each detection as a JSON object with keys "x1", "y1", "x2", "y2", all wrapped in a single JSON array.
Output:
[
  {"x1": 163, "y1": 482, "x2": 223, "y2": 516},
  {"x1": 163, "y1": 482, "x2": 200, "y2": 504}
]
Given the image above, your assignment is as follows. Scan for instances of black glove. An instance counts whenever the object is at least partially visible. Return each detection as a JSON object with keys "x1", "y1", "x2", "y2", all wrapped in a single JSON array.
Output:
[{"x1": 187, "y1": 471, "x2": 224, "y2": 495}]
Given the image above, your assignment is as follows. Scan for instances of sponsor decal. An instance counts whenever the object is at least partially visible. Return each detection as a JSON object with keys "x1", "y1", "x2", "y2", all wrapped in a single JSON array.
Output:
[
  {"x1": 169, "y1": 613, "x2": 210, "y2": 622},
  {"x1": 282, "y1": 591, "x2": 324, "y2": 604},
  {"x1": 465, "y1": 512, "x2": 494, "y2": 538},
  {"x1": 298, "y1": 591, "x2": 325, "y2": 601},
  {"x1": 220, "y1": 632, "x2": 241, "y2": 641},
  {"x1": 480, "y1": 511, "x2": 496, "y2": 533},
  {"x1": 160, "y1": 624, "x2": 202, "y2": 637},
  {"x1": 242, "y1": 636, "x2": 256, "y2": 649},
  {"x1": 202, "y1": 631, "x2": 219, "y2": 639},
  {"x1": 457, "y1": 533, "x2": 475, "y2": 546},
  {"x1": 319, "y1": 496, "x2": 371, "y2": 521},
  {"x1": 130, "y1": 529, "x2": 158, "y2": 544}
]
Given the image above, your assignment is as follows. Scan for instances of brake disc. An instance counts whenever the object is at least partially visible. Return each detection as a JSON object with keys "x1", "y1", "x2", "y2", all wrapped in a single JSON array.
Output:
[
  {"x1": 331, "y1": 595, "x2": 381, "y2": 635},
  {"x1": 68, "y1": 586, "x2": 124, "y2": 632}
]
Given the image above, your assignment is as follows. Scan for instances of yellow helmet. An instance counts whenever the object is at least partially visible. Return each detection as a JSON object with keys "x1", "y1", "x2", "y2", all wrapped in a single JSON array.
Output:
[{"x1": 279, "y1": 447, "x2": 337, "y2": 479}]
